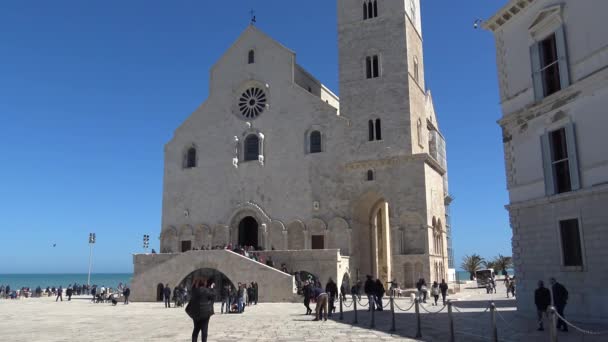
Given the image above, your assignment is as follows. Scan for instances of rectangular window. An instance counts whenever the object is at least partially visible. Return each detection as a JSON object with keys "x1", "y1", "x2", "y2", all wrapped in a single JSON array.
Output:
[
  {"x1": 539, "y1": 33, "x2": 561, "y2": 97},
  {"x1": 181, "y1": 240, "x2": 192, "y2": 252},
  {"x1": 559, "y1": 219, "x2": 583, "y2": 267},
  {"x1": 311, "y1": 235, "x2": 324, "y2": 250},
  {"x1": 540, "y1": 123, "x2": 580, "y2": 196},
  {"x1": 366, "y1": 57, "x2": 372, "y2": 79},
  {"x1": 549, "y1": 128, "x2": 571, "y2": 193},
  {"x1": 530, "y1": 26, "x2": 570, "y2": 101},
  {"x1": 372, "y1": 55, "x2": 379, "y2": 78}
]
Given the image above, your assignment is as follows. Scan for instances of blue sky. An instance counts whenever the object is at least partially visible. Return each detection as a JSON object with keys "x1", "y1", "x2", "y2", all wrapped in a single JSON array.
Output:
[{"x1": 0, "y1": 0, "x2": 510, "y2": 274}]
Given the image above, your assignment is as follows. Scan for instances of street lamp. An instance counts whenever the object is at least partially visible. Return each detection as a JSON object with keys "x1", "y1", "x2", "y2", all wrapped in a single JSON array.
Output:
[
  {"x1": 87, "y1": 233, "x2": 96, "y2": 287},
  {"x1": 143, "y1": 234, "x2": 150, "y2": 253}
]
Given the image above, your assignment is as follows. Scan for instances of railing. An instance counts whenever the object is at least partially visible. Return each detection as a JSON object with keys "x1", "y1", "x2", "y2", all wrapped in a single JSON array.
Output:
[{"x1": 336, "y1": 294, "x2": 608, "y2": 341}]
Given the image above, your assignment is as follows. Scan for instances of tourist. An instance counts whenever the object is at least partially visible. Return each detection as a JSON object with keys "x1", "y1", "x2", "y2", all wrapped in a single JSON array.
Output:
[
  {"x1": 186, "y1": 280, "x2": 215, "y2": 342},
  {"x1": 302, "y1": 281, "x2": 313, "y2": 315},
  {"x1": 236, "y1": 283, "x2": 244, "y2": 313},
  {"x1": 364, "y1": 275, "x2": 376, "y2": 311},
  {"x1": 505, "y1": 276, "x2": 511, "y2": 298},
  {"x1": 123, "y1": 286, "x2": 130, "y2": 304},
  {"x1": 439, "y1": 279, "x2": 449, "y2": 305},
  {"x1": 253, "y1": 282, "x2": 258, "y2": 305},
  {"x1": 550, "y1": 278, "x2": 569, "y2": 332},
  {"x1": 91, "y1": 285, "x2": 97, "y2": 302},
  {"x1": 312, "y1": 286, "x2": 328, "y2": 321},
  {"x1": 431, "y1": 281, "x2": 440, "y2": 306},
  {"x1": 56, "y1": 286, "x2": 63, "y2": 302},
  {"x1": 220, "y1": 285, "x2": 229, "y2": 314},
  {"x1": 325, "y1": 278, "x2": 338, "y2": 316},
  {"x1": 534, "y1": 280, "x2": 550, "y2": 331},
  {"x1": 67, "y1": 285, "x2": 73, "y2": 301},
  {"x1": 375, "y1": 278, "x2": 385, "y2": 311},
  {"x1": 340, "y1": 283, "x2": 347, "y2": 302},
  {"x1": 163, "y1": 284, "x2": 172, "y2": 308},
  {"x1": 416, "y1": 279, "x2": 428, "y2": 303},
  {"x1": 490, "y1": 277, "x2": 497, "y2": 293},
  {"x1": 509, "y1": 276, "x2": 516, "y2": 297}
]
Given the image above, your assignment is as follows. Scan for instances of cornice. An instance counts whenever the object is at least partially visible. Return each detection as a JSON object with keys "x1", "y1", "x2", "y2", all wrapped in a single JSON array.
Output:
[{"x1": 483, "y1": 0, "x2": 535, "y2": 32}]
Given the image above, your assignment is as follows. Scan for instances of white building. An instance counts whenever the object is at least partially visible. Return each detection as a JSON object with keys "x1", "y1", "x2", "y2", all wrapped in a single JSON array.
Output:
[
  {"x1": 132, "y1": 0, "x2": 451, "y2": 302},
  {"x1": 485, "y1": 0, "x2": 608, "y2": 319}
]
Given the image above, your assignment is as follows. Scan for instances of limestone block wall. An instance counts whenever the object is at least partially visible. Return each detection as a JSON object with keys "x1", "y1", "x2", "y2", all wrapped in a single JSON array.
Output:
[
  {"x1": 509, "y1": 185, "x2": 608, "y2": 320},
  {"x1": 131, "y1": 250, "x2": 296, "y2": 303}
]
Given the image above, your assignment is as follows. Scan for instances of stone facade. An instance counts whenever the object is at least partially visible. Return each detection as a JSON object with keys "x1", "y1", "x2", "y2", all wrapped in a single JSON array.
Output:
[
  {"x1": 133, "y1": 0, "x2": 450, "y2": 301},
  {"x1": 485, "y1": 0, "x2": 608, "y2": 319}
]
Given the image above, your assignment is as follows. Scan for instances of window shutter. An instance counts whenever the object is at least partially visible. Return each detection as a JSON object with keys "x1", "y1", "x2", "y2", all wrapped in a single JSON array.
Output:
[
  {"x1": 530, "y1": 43, "x2": 543, "y2": 101},
  {"x1": 555, "y1": 25, "x2": 571, "y2": 90},
  {"x1": 540, "y1": 134, "x2": 556, "y2": 196},
  {"x1": 565, "y1": 123, "x2": 581, "y2": 190}
]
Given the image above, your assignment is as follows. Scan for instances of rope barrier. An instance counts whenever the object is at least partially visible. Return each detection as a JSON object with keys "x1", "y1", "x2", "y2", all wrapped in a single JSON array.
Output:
[
  {"x1": 554, "y1": 311, "x2": 608, "y2": 335},
  {"x1": 342, "y1": 299, "x2": 353, "y2": 308},
  {"x1": 382, "y1": 300, "x2": 391, "y2": 309},
  {"x1": 394, "y1": 300, "x2": 415, "y2": 312},
  {"x1": 357, "y1": 299, "x2": 369, "y2": 307},
  {"x1": 452, "y1": 303, "x2": 491, "y2": 317},
  {"x1": 420, "y1": 303, "x2": 446, "y2": 314}
]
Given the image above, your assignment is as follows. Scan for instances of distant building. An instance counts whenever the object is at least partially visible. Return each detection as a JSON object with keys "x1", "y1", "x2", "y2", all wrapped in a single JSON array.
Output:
[
  {"x1": 132, "y1": 0, "x2": 450, "y2": 302},
  {"x1": 485, "y1": 0, "x2": 608, "y2": 319}
]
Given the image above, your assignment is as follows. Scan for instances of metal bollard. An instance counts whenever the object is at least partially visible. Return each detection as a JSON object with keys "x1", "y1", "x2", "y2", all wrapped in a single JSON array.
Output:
[
  {"x1": 415, "y1": 298, "x2": 422, "y2": 338},
  {"x1": 339, "y1": 295, "x2": 343, "y2": 321},
  {"x1": 447, "y1": 300, "x2": 455, "y2": 342},
  {"x1": 490, "y1": 302, "x2": 498, "y2": 342},
  {"x1": 549, "y1": 306, "x2": 558, "y2": 342},
  {"x1": 390, "y1": 295, "x2": 396, "y2": 332},
  {"x1": 353, "y1": 297, "x2": 358, "y2": 324},
  {"x1": 371, "y1": 298, "x2": 376, "y2": 328}
]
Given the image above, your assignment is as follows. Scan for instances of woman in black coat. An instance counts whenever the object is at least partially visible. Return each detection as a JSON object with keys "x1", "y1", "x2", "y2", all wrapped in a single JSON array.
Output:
[{"x1": 186, "y1": 280, "x2": 215, "y2": 342}]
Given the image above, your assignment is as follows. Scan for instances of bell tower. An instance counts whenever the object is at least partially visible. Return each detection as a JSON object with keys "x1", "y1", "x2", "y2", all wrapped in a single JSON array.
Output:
[{"x1": 338, "y1": 0, "x2": 428, "y2": 158}]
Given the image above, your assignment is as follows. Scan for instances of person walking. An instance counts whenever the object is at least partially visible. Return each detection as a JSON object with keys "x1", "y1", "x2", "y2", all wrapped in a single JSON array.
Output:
[
  {"x1": 431, "y1": 281, "x2": 440, "y2": 306},
  {"x1": 163, "y1": 284, "x2": 172, "y2": 308},
  {"x1": 236, "y1": 283, "x2": 244, "y2": 313},
  {"x1": 505, "y1": 277, "x2": 511, "y2": 298},
  {"x1": 56, "y1": 286, "x2": 63, "y2": 302},
  {"x1": 325, "y1": 278, "x2": 338, "y2": 316},
  {"x1": 66, "y1": 285, "x2": 73, "y2": 301},
  {"x1": 416, "y1": 279, "x2": 428, "y2": 303},
  {"x1": 312, "y1": 286, "x2": 328, "y2": 321},
  {"x1": 364, "y1": 275, "x2": 376, "y2": 312},
  {"x1": 439, "y1": 279, "x2": 449, "y2": 306},
  {"x1": 302, "y1": 281, "x2": 313, "y2": 315},
  {"x1": 220, "y1": 285, "x2": 229, "y2": 314},
  {"x1": 534, "y1": 280, "x2": 551, "y2": 331},
  {"x1": 551, "y1": 278, "x2": 569, "y2": 332},
  {"x1": 123, "y1": 286, "x2": 130, "y2": 305},
  {"x1": 375, "y1": 278, "x2": 385, "y2": 311},
  {"x1": 186, "y1": 280, "x2": 215, "y2": 342}
]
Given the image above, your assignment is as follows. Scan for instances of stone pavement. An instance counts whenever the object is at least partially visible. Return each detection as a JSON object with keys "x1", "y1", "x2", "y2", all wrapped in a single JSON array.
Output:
[{"x1": 0, "y1": 287, "x2": 606, "y2": 341}]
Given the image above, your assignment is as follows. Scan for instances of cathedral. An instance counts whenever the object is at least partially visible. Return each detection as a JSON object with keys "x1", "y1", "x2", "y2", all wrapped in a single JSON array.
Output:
[{"x1": 132, "y1": 0, "x2": 451, "y2": 302}]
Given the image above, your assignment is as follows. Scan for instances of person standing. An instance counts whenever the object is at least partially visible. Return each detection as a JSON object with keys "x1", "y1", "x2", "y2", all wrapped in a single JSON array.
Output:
[
  {"x1": 375, "y1": 279, "x2": 385, "y2": 311},
  {"x1": 416, "y1": 279, "x2": 428, "y2": 303},
  {"x1": 551, "y1": 278, "x2": 569, "y2": 332},
  {"x1": 56, "y1": 286, "x2": 63, "y2": 302},
  {"x1": 534, "y1": 280, "x2": 551, "y2": 331},
  {"x1": 123, "y1": 286, "x2": 130, "y2": 305},
  {"x1": 186, "y1": 280, "x2": 215, "y2": 342},
  {"x1": 312, "y1": 286, "x2": 328, "y2": 321},
  {"x1": 340, "y1": 284, "x2": 347, "y2": 302},
  {"x1": 303, "y1": 281, "x2": 312, "y2": 315},
  {"x1": 236, "y1": 283, "x2": 244, "y2": 313},
  {"x1": 220, "y1": 285, "x2": 229, "y2": 314},
  {"x1": 66, "y1": 285, "x2": 73, "y2": 301},
  {"x1": 431, "y1": 281, "x2": 440, "y2": 306},
  {"x1": 505, "y1": 277, "x2": 511, "y2": 298},
  {"x1": 163, "y1": 284, "x2": 172, "y2": 308},
  {"x1": 364, "y1": 275, "x2": 376, "y2": 312},
  {"x1": 439, "y1": 279, "x2": 449, "y2": 305},
  {"x1": 325, "y1": 278, "x2": 338, "y2": 316}
]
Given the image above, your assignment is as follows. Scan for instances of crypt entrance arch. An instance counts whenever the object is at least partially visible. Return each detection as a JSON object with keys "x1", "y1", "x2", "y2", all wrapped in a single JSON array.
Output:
[
  {"x1": 238, "y1": 216, "x2": 259, "y2": 248},
  {"x1": 353, "y1": 192, "x2": 392, "y2": 287},
  {"x1": 178, "y1": 268, "x2": 235, "y2": 301}
]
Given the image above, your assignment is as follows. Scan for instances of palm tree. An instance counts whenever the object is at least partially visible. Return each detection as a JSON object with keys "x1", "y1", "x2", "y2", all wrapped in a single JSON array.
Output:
[
  {"x1": 483, "y1": 259, "x2": 497, "y2": 271},
  {"x1": 461, "y1": 254, "x2": 485, "y2": 280},
  {"x1": 494, "y1": 254, "x2": 513, "y2": 275}
]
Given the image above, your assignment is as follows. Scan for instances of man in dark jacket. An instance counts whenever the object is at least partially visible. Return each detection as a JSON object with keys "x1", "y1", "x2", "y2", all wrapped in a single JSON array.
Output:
[
  {"x1": 163, "y1": 284, "x2": 172, "y2": 308},
  {"x1": 550, "y1": 278, "x2": 569, "y2": 332},
  {"x1": 325, "y1": 278, "x2": 338, "y2": 316},
  {"x1": 364, "y1": 275, "x2": 376, "y2": 311},
  {"x1": 123, "y1": 287, "x2": 131, "y2": 305},
  {"x1": 439, "y1": 279, "x2": 449, "y2": 305},
  {"x1": 375, "y1": 279, "x2": 385, "y2": 311},
  {"x1": 187, "y1": 280, "x2": 215, "y2": 342},
  {"x1": 534, "y1": 280, "x2": 551, "y2": 331},
  {"x1": 302, "y1": 281, "x2": 312, "y2": 315},
  {"x1": 220, "y1": 285, "x2": 229, "y2": 314}
]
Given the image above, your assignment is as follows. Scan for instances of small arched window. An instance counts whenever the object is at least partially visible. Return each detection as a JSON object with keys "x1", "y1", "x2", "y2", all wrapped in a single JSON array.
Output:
[
  {"x1": 310, "y1": 131, "x2": 322, "y2": 153},
  {"x1": 248, "y1": 50, "x2": 255, "y2": 64},
  {"x1": 367, "y1": 170, "x2": 375, "y2": 181},
  {"x1": 185, "y1": 147, "x2": 197, "y2": 168},
  {"x1": 363, "y1": 2, "x2": 368, "y2": 20},
  {"x1": 417, "y1": 118, "x2": 423, "y2": 147},
  {"x1": 375, "y1": 118, "x2": 382, "y2": 140},
  {"x1": 368, "y1": 120, "x2": 375, "y2": 141},
  {"x1": 363, "y1": 1, "x2": 378, "y2": 20},
  {"x1": 244, "y1": 135, "x2": 259, "y2": 161}
]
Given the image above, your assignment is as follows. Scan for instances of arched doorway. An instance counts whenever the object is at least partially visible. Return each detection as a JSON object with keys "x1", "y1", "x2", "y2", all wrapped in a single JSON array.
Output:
[
  {"x1": 156, "y1": 283, "x2": 164, "y2": 302},
  {"x1": 238, "y1": 216, "x2": 259, "y2": 248},
  {"x1": 178, "y1": 268, "x2": 235, "y2": 301}
]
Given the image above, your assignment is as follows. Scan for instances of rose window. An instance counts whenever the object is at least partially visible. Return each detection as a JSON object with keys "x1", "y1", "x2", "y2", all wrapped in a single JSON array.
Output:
[{"x1": 238, "y1": 87, "x2": 267, "y2": 119}]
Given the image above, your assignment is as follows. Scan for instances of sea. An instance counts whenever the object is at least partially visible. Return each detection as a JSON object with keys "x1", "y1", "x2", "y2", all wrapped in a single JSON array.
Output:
[
  {"x1": 456, "y1": 269, "x2": 514, "y2": 282},
  {"x1": 0, "y1": 274, "x2": 133, "y2": 289}
]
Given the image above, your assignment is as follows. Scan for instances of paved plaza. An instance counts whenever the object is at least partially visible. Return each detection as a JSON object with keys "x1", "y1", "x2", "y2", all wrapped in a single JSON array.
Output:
[{"x1": 0, "y1": 287, "x2": 605, "y2": 341}]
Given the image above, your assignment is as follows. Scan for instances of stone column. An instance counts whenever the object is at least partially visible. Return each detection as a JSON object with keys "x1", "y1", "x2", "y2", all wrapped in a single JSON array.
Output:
[
  {"x1": 282, "y1": 230, "x2": 288, "y2": 250},
  {"x1": 261, "y1": 223, "x2": 268, "y2": 249}
]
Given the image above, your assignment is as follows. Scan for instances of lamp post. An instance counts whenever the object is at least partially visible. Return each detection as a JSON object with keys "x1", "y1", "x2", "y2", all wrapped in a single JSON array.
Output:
[
  {"x1": 143, "y1": 234, "x2": 150, "y2": 253},
  {"x1": 87, "y1": 233, "x2": 96, "y2": 287}
]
